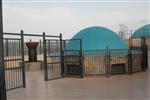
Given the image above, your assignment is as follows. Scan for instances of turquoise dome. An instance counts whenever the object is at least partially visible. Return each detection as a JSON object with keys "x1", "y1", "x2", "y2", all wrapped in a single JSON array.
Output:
[
  {"x1": 132, "y1": 24, "x2": 150, "y2": 38},
  {"x1": 66, "y1": 26, "x2": 128, "y2": 51}
]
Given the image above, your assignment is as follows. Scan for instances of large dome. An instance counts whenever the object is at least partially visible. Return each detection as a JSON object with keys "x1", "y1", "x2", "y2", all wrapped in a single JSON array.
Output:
[
  {"x1": 132, "y1": 24, "x2": 150, "y2": 38},
  {"x1": 66, "y1": 26, "x2": 128, "y2": 50}
]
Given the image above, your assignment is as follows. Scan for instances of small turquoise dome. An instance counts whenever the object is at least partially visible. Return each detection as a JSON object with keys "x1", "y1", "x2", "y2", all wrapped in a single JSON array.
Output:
[
  {"x1": 66, "y1": 26, "x2": 128, "y2": 51},
  {"x1": 132, "y1": 24, "x2": 150, "y2": 38}
]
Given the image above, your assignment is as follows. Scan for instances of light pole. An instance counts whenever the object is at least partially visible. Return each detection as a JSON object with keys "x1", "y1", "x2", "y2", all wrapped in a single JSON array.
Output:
[{"x1": 0, "y1": 0, "x2": 7, "y2": 100}]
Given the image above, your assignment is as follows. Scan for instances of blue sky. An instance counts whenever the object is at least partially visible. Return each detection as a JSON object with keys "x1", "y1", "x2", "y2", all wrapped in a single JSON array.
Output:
[{"x1": 2, "y1": 0, "x2": 150, "y2": 39}]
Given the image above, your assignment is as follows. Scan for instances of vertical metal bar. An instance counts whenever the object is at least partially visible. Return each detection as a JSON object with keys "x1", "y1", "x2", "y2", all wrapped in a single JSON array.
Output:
[
  {"x1": 130, "y1": 30, "x2": 133, "y2": 48},
  {"x1": 15, "y1": 40, "x2": 18, "y2": 87},
  {"x1": 60, "y1": 34, "x2": 64, "y2": 77},
  {"x1": 39, "y1": 39, "x2": 42, "y2": 54},
  {"x1": 0, "y1": 0, "x2": 7, "y2": 99},
  {"x1": 108, "y1": 49, "x2": 111, "y2": 77},
  {"x1": 21, "y1": 30, "x2": 26, "y2": 88},
  {"x1": 106, "y1": 48, "x2": 108, "y2": 77},
  {"x1": 79, "y1": 39, "x2": 83, "y2": 78},
  {"x1": 48, "y1": 40, "x2": 50, "y2": 56},
  {"x1": 63, "y1": 40, "x2": 66, "y2": 74},
  {"x1": 128, "y1": 49, "x2": 132, "y2": 74},
  {"x1": 10, "y1": 40, "x2": 13, "y2": 89},
  {"x1": 43, "y1": 32, "x2": 48, "y2": 81},
  {"x1": 5, "y1": 39, "x2": 9, "y2": 57},
  {"x1": 106, "y1": 47, "x2": 110, "y2": 78},
  {"x1": 142, "y1": 45, "x2": 148, "y2": 71},
  {"x1": 12, "y1": 42, "x2": 15, "y2": 86},
  {"x1": 130, "y1": 49, "x2": 133, "y2": 74}
]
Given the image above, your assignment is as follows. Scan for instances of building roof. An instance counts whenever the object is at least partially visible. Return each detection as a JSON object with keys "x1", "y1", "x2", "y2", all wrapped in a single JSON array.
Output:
[
  {"x1": 132, "y1": 24, "x2": 150, "y2": 39},
  {"x1": 66, "y1": 26, "x2": 128, "y2": 51}
]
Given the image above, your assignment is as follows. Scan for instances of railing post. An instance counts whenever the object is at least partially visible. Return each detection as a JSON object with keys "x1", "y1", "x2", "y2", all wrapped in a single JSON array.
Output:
[
  {"x1": 39, "y1": 39, "x2": 42, "y2": 54},
  {"x1": 48, "y1": 40, "x2": 50, "y2": 56},
  {"x1": 63, "y1": 40, "x2": 66, "y2": 74},
  {"x1": 130, "y1": 30, "x2": 133, "y2": 48},
  {"x1": 108, "y1": 48, "x2": 111, "y2": 77},
  {"x1": 106, "y1": 47, "x2": 110, "y2": 78},
  {"x1": 142, "y1": 45, "x2": 148, "y2": 71},
  {"x1": 79, "y1": 39, "x2": 83, "y2": 78},
  {"x1": 21, "y1": 30, "x2": 26, "y2": 88},
  {"x1": 0, "y1": 0, "x2": 7, "y2": 99},
  {"x1": 43, "y1": 32, "x2": 48, "y2": 81},
  {"x1": 128, "y1": 49, "x2": 132, "y2": 75},
  {"x1": 60, "y1": 33, "x2": 64, "y2": 77},
  {"x1": 5, "y1": 39, "x2": 9, "y2": 57}
]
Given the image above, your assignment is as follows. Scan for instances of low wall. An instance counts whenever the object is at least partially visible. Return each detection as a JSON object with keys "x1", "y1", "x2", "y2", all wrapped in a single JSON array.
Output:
[
  {"x1": 84, "y1": 56, "x2": 128, "y2": 75},
  {"x1": 110, "y1": 56, "x2": 128, "y2": 73},
  {"x1": 84, "y1": 57, "x2": 106, "y2": 75},
  {"x1": 4, "y1": 54, "x2": 142, "y2": 75},
  {"x1": 132, "y1": 55, "x2": 142, "y2": 72}
]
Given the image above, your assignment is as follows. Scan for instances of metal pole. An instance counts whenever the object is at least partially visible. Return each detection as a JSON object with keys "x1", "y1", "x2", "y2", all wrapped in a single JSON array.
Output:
[
  {"x1": 60, "y1": 34, "x2": 64, "y2": 77},
  {"x1": 80, "y1": 39, "x2": 83, "y2": 78},
  {"x1": 0, "y1": 0, "x2": 7, "y2": 99},
  {"x1": 130, "y1": 30, "x2": 133, "y2": 48},
  {"x1": 39, "y1": 39, "x2": 42, "y2": 54},
  {"x1": 43, "y1": 32, "x2": 48, "y2": 81},
  {"x1": 5, "y1": 39, "x2": 9, "y2": 57},
  {"x1": 106, "y1": 47, "x2": 110, "y2": 78},
  {"x1": 21, "y1": 30, "x2": 26, "y2": 88},
  {"x1": 128, "y1": 49, "x2": 132, "y2": 75}
]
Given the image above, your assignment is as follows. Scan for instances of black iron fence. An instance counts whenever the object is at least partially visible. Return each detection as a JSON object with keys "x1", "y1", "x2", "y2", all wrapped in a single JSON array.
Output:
[
  {"x1": 4, "y1": 38, "x2": 43, "y2": 57},
  {"x1": 43, "y1": 33, "x2": 63, "y2": 81},
  {"x1": 2, "y1": 30, "x2": 148, "y2": 92},
  {"x1": 63, "y1": 39, "x2": 83, "y2": 78},
  {"x1": 83, "y1": 47, "x2": 146, "y2": 77},
  {"x1": 43, "y1": 38, "x2": 62, "y2": 80},
  {"x1": 83, "y1": 50, "x2": 107, "y2": 76},
  {"x1": 1, "y1": 29, "x2": 148, "y2": 100},
  {"x1": 3, "y1": 32, "x2": 25, "y2": 91},
  {"x1": 3, "y1": 31, "x2": 63, "y2": 90}
]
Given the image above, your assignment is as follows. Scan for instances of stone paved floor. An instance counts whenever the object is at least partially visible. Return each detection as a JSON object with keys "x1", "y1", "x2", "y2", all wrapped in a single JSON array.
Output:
[{"x1": 7, "y1": 70, "x2": 150, "y2": 100}]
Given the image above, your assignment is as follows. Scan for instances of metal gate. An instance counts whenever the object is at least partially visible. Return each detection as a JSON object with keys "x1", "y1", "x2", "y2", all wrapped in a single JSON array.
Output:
[
  {"x1": 63, "y1": 39, "x2": 83, "y2": 78},
  {"x1": 43, "y1": 33, "x2": 63, "y2": 81},
  {"x1": 110, "y1": 49, "x2": 128, "y2": 75},
  {"x1": 3, "y1": 32, "x2": 25, "y2": 90},
  {"x1": 129, "y1": 37, "x2": 148, "y2": 73}
]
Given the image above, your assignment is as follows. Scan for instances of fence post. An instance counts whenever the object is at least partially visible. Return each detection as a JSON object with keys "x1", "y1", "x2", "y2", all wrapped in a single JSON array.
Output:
[
  {"x1": 21, "y1": 30, "x2": 26, "y2": 88},
  {"x1": 43, "y1": 32, "x2": 48, "y2": 81},
  {"x1": 39, "y1": 39, "x2": 42, "y2": 54},
  {"x1": 80, "y1": 39, "x2": 83, "y2": 78},
  {"x1": 5, "y1": 39, "x2": 9, "y2": 57},
  {"x1": 63, "y1": 40, "x2": 66, "y2": 75},
  {"x1": 142, "y1": 45, "x2": 148, "y2": 71},
  {"x1": 106, "y1": 47, "x2": 110, "y2": 78},
  {"x1": 48, "y1": 40, "x2": 50, "y2": 56},
  {"x1": 128, "y1": 49, "x2": 132, "y2": 75},
  {"x1": 0, "y1": 0, "x2": 7, "y2": 99},
  {"x1": 60, "y1": 33, "x2": 64, "y2": 77}
]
